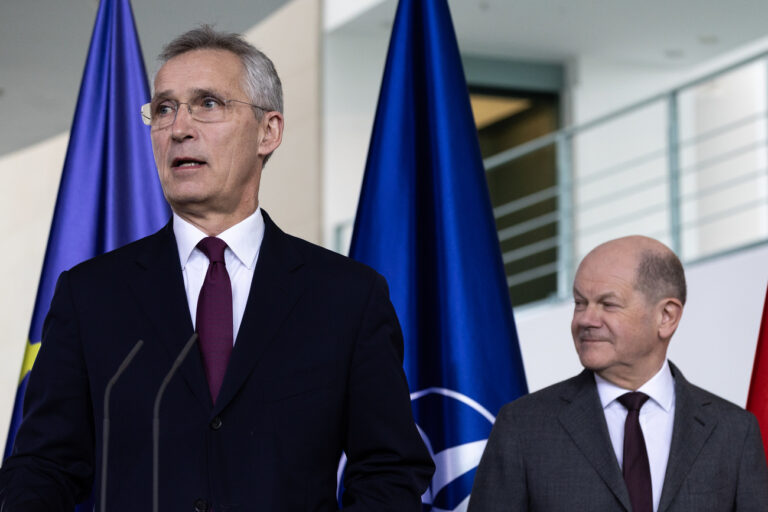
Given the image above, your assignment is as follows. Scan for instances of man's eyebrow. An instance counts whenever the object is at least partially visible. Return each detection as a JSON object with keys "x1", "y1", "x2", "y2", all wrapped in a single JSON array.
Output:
[
  {"x1": 572, "y1": 289, "x2": 621, "y2": 302},
  {"x1": 190, "y1": 87, "x2": 223, "y2": 97},
  {"x1": 150, "y1": 90, "x2": 173, "y2": 103},
  {"x1": 150, "y1": 88, "x2": 224, "y2": 103}
]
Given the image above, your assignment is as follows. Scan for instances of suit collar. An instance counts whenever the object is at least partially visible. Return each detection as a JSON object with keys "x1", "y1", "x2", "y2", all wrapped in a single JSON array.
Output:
[
  {"x1": 658, "y1": 362, "x2": 717, "y2": 512},
  {"x1": 212, "y1": 210, "x2": 306, "y2": 414},
  {"x1": 558, "y1": 370, "x2": 632, "y2": 511},
  {"x1": 594, "y1": 360, "x2": 675, "y2": 413},
  {"x1": 172, "y1": 208, "x2": 265, "y2": 270},
  {"x1": 129, "y1": 221, "x2": 210, "y2": 409},
  {"x1": 129, "y1": 212, "x2": 307, "y2": 414}
]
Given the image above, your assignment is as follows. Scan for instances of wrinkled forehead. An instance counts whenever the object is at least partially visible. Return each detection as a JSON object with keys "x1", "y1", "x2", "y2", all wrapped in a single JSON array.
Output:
[{"x1": 152, "y1": 49, "x2": 245, "y2": 99}]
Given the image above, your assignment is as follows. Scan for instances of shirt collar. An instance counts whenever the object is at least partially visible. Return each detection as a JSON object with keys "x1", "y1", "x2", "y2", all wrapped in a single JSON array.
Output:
[
  {"x1": 595, "y1": 359, "x2": 675, "y2": 413},
  {"x1": 173, "y1": 207, "x2": 265, "y2": 269}
]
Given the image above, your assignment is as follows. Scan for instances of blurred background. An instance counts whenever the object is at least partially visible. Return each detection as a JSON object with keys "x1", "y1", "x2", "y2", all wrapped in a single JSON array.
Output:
[{"x1": 2, "y1": 0, "x2": 768, "y2": 454}]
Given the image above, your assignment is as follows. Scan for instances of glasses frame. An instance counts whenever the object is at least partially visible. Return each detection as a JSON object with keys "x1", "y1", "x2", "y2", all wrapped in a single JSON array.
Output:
[{"x1": 140, "y1": 98, "x2": 269, "y2": 129}]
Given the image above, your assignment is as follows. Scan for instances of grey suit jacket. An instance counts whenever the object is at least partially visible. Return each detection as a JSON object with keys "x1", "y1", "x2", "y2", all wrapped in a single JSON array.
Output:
[{"x1": 468, "y1": 363, "x2": 768, "y2": 511}]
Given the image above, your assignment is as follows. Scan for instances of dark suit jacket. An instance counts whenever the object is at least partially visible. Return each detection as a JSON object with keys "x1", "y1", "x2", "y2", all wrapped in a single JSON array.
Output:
[
  {"x1": 468, "y1": 363, "x2": 768, "y2": 511},
  {"x1": 0, "y1": 212, "x2": 434, "y2": 511}
]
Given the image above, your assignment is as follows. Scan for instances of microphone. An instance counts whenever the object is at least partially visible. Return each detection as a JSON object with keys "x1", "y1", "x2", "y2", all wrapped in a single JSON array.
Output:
[
  {"x1": 153, "y1": 332, "x2": 199, "y2": 512},
  {"x1": 101, "y1": 339, "x2": 144, "y2": 512}
]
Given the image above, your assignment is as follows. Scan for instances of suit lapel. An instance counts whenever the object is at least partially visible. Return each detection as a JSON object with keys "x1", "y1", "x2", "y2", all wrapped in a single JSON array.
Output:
[
  {"x1": 658, "y1": 363, "x2": 717, "y2": 512},
  {"x1": 127, "y1": 221, "x2": 211, "y2": 410},
  {"x1": 558, "y1": 371, "x2": 632, "y2": 511},
  {"x1": 213, "y1": 211, "x2": 306, "y2": 414}
]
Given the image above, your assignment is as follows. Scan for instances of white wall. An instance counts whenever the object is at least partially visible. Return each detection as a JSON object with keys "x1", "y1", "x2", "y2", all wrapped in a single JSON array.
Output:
[
  {"x1": 568, "y1": 34, "x2": 768, "y2": 125},
  {"x1": 570, "y1": 99, "x2": 672, "y2": 259},
  {"x1": 565, "y1": 36, "x2": 768, "y2": 264},
  {"x1": 678, "y1": 61, "x2": 768, "y2": 258},
  {"x1": 246, "y1": 0, "x2": 323, "y2": 244},
  {"x1": 324, "y1": 0, "x2": 386, "y2": 32},
  {"x1": 0, "y1": 134, "x2": 68, "y2": 455},
  {"x1": 322, "y1": 29, "x2": 389, "y2": 249},
  {"x1": 516, "y1": 241, "x2": 768, "y2": 406}
]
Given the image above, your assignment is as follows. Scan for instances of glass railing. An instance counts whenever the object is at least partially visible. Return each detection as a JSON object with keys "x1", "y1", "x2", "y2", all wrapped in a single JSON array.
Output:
[{"x1": 333, "y1": 51, "x2": 768, "y2": 307}]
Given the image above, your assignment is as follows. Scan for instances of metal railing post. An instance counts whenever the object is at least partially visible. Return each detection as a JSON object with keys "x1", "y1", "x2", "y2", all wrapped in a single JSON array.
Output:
[
  {"x1": 334, "y1": 222, "x2": 348, "y2": 255},
  {"x1": 667, "y1": 91, "x2": 683, "y2": 255},
  {"x1": 555, "y1": 132, "x2": 574, "y2": 299}
]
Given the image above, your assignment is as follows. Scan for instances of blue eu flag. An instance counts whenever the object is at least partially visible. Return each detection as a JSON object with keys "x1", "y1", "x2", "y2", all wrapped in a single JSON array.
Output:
[
  {"x1": 3, "y1": 1, "x2": 169, "y2": 507},
  {"x1": 349, "y1": 0, "x2": 528, "y2": 509}
]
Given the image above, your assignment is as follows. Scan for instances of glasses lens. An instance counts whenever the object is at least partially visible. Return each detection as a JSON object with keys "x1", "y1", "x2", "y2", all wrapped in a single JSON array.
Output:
[
  {"x1": 192, "y1": 98, "x2": 227, "y2": 123},
  {"x1": 140, "y1": 103, "x2": 152, "y2": 126},
  {"x1": 143, "y1": 101, "x2": 180, "y2": 129}
]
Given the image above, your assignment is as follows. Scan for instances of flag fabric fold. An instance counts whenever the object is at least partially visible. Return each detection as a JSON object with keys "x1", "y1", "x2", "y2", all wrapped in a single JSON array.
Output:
[
  {"x1": 3, "y1": 0, "x2": 169, "y2": 498},
  {"x1": 747, "y1": 284, "x2": 768, "y2": 464},
  {"x1": 348, "y1": 0, "x2": 528, "y2": 509}
]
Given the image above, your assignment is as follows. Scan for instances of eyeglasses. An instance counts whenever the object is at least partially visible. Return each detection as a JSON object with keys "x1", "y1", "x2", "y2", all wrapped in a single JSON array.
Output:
[{"x1": 141, "y1": 96, "x2": 269, "y2": 129}]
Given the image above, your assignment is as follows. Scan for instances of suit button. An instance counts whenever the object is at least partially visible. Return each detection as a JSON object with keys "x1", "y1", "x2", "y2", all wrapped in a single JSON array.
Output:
[
  {"x1": 210, "y1": 416, "x2": 222, "y2": 430},
  {"x1": 194, "y1": 498, "x2": 209, "y2": 511}
]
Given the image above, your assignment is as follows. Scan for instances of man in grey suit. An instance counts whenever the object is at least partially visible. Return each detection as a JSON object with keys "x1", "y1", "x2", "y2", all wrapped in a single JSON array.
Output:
[{"x1": 468, "y1": 235, "x2": 768, "y2": 511}]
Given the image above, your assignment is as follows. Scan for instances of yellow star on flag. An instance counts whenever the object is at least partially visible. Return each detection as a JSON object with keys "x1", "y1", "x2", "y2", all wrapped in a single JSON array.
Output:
[{"x1": 19, "y1": 340, "x2": 41, "y2": 385}]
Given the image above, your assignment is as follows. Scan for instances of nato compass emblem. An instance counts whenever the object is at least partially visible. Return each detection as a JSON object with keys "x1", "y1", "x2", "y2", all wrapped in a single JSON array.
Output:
[
  {"x1": 336, "y1": 387, "x2": 494, "y2": 511},
  {"x1": 411, "y1": 387, "x2": 495, "y2": 512}
]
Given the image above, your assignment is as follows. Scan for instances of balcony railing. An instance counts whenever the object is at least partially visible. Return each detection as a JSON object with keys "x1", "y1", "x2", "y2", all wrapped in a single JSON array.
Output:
[{"x1": 333, "y1": 50, "x2": 768, "y2": 306}]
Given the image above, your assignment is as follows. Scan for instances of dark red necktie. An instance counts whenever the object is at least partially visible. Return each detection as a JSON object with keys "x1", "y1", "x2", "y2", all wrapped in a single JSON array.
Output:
[
  {"x1": 619, "y1": 391, "x2": 653, "y2": 512},
  {"x1": 196, "y1": 237, "x2": 233, "y2": 404}
]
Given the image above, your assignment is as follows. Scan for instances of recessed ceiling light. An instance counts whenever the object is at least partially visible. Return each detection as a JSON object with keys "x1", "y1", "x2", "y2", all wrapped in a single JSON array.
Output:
[
  {"x1": 698, "y1": 35, "x2": 719, "y2": 45},
  {"x1": 664, "y1": 49, "x2": 685, "y2": 59}
]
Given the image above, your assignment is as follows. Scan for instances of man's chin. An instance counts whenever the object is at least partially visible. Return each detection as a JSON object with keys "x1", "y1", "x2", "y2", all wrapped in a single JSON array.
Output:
[
  {"x1": 577, "y1": 347, "x2": 613, "y2": 372},
  {"x1": 165, "y1": 190, "x2": 210, "y2": 209}
]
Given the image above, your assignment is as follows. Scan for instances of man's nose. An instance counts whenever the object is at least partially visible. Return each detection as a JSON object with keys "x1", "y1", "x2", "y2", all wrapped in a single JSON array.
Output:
[
  {"x1": 171, "y1": 104, "x2": 195, "y2": 140},
  {"x1": 574, "y1": 304, "x2": 601, "y2": 328}
]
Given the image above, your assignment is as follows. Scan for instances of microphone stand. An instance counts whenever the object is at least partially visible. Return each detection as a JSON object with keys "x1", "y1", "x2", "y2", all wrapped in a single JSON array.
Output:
[
  {"x1": 100, "y1": 339, "x2": 144, "y2": 512},
  {"x1": 153, "y1": 332, "x2": 199, "y2": 512}
]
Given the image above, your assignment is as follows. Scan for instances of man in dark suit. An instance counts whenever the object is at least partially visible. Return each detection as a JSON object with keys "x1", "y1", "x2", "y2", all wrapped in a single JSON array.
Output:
[
  {"x1": 0, "y1": 26, "x2": 434, "y2": 511},
  {"x1": 469, "y1": 236, "x2": 768, "y2": 511}
]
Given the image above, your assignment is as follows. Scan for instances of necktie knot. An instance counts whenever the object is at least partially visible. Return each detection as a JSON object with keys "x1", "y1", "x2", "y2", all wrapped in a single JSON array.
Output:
[
  {"x1": 198, "y1": 237, "x2": 227, "y2": 263},
  {"x1": 619, "y1": 391, "x2": 650, "y2": 412}
]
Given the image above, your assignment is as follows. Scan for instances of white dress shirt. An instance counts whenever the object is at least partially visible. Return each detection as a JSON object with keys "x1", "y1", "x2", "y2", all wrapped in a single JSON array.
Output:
[
  {"x1": 595, "y1": 360, "x2": 676, "y2": 512},
  {"x1": 173, "y1": 208, "x2": 265, "y2": 342}
]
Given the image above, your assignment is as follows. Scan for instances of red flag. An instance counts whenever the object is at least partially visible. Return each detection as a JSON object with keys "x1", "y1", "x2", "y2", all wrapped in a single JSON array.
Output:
[{"x1": 747, "y1": 284, "x2": 768, "y2": 463}]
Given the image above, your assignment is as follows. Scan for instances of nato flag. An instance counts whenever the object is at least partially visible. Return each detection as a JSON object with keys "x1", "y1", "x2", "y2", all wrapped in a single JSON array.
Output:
[
  {"x1": 349, "y1": 0, "x2": 528, "y2": 510},
  {"x1": 3, "y1": 3, "x2": 168, "y2": 508}
]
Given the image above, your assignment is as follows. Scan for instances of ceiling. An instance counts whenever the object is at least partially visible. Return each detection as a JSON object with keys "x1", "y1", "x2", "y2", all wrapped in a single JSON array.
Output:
[
  {"x1": 4, "y1": 0, "x2": 768, "y2": 157},
  {"x1": 0, "y1": 0, "x2": 287, "y2": 156},
  {"x1": 340, "y1": 0, "x2": 768, "y2": 65}
]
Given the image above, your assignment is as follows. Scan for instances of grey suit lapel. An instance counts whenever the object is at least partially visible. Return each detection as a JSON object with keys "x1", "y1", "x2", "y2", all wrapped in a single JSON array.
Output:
[
  {"x1": 558, "y1": 370, "x2": 632, "y2": 511},
  {"x1": 658, "y1": 363, "x2": 717, "y2": 512}
]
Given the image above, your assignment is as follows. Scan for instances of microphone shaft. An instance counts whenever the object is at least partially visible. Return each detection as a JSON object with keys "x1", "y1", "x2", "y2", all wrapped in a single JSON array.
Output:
[
  {"x1": 101, "y1": 339, "x2": 144, "y2": 512},
  {"x1": 153, "y1": 332, "x2": 199, "y2": 512}
]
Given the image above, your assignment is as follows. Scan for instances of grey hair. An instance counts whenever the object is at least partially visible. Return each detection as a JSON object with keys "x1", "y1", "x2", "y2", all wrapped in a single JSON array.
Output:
[
  {"x1": 635, "y1": 250, "x2": 687, "y2": 305},
  {"x1": 157, "y1": 25, "x2": 283, "y2": 116}
]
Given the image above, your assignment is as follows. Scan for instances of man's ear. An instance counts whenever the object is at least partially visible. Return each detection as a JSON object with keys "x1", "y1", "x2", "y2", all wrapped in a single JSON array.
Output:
[
  {"x1": 259, "y1": 111, "x2": 283, "y2": 157},
  {"x1": 658, "y1": 298, "x2": 683, "y2": 340}
]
